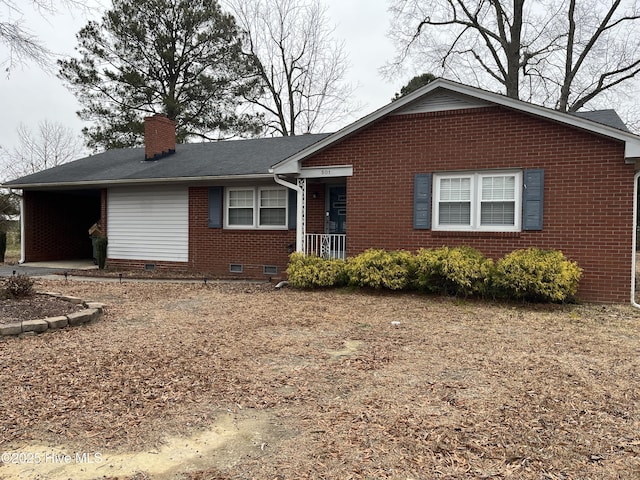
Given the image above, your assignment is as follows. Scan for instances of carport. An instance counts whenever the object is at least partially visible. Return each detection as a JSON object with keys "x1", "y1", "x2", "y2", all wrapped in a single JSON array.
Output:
[{"x1": 20, "y1": 189, "x2": 103, "y2": 263}]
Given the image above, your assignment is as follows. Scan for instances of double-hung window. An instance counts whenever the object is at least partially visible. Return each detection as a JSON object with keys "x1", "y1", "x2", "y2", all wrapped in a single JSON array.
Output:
[
  {"x1": 259, "y1": 188, "x2": 287, "y2": 227},
  {"x1": 227, "y1": 189, "x2": 255, "y2": 227},
  {"x1": 433, "y1": 171, "x2": 522, "y2": 231},
  {"x1": 225, "y1": 187, "x2": 288, "y2": 229}
]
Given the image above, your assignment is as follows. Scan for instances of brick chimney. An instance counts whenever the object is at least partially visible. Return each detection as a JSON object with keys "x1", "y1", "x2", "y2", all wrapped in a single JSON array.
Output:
[{"x1": 144, "y1": 114, "x2": 176, "y2": 160}]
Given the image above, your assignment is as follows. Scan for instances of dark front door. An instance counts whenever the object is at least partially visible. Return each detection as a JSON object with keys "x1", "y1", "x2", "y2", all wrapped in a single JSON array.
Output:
[{"x1": 327, "y1": 185, "x2": 346, "y2": 234}]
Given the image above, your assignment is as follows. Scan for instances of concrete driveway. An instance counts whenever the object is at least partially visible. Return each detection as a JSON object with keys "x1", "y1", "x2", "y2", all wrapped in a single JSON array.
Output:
[{"x1": 0, "y1": 260, "x2": 96, "y2": 278}]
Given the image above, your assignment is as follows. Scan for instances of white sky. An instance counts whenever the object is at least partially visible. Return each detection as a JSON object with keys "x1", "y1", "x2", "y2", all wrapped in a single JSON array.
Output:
[{"x1": 0, "y1": 0, "x2": 408, "y2": 152}]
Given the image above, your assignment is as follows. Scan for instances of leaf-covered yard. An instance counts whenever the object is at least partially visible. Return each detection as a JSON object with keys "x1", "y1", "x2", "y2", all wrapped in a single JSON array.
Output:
[{"x1": 1, "y1": 279, "x2": 639, "y2": 479}]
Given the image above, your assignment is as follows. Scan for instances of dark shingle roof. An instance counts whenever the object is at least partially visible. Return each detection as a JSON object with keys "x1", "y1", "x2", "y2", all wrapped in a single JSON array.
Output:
[
  {"x1": 3, "y1": 133, "x2": 330, "y2": 188},
  {"x1": 571, "y1": 109, "x2": 630, "y2": 132}
]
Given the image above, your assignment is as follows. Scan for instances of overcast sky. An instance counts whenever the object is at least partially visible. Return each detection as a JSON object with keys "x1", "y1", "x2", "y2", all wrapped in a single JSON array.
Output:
[{"x1": 0, "y1": 0, "x2": 408, "y2": 153}]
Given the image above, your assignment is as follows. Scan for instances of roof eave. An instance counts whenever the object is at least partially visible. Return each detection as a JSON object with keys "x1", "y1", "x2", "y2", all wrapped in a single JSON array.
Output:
[{"x1": 1, "y1": 173, "x2": 274, "y2": 190}]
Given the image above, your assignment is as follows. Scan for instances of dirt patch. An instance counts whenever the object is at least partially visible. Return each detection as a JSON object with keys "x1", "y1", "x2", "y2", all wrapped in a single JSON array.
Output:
[
  {"x1": 0, "y1": 409, "x2": 279, "y2": 480},
  {"x1": 1, "y1": 280, "x2": 640, "y2": 479},
  {"x1": 325, "y1": 339, "x2": 363, "y2": 358}
]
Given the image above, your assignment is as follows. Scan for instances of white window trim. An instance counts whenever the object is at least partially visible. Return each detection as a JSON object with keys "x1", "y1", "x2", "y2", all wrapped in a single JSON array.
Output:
[
  {"x1": 224, "y1": 186, "x2": 288, "y2": 230},
  {"x1": 433, "y1": 170, "x2": 522, "y2": 232}
]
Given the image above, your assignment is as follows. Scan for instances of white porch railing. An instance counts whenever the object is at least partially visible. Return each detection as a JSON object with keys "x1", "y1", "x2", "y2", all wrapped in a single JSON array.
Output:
[{"x1": 305, "y1": 234, "x2": 347, "y2": 260}]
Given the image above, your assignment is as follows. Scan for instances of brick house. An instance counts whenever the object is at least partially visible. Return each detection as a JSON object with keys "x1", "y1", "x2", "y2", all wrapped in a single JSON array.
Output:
[{"x1": 4, "y1": 79, "x2": 640, "y2": 302}]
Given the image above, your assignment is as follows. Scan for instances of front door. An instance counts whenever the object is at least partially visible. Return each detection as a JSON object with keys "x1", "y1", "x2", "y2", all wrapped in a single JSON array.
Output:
[{"x1": 326, "y1": 185, "x2": 346, "y2": 234}]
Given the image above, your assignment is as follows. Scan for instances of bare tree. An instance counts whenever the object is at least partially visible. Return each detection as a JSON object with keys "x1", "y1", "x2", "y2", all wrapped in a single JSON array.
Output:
[
  {"x1": 387, "y1": 0, "x2": 640, "y2": 112},
  {"x1": 0, "y1": 0, "x2": 88, "y2": 72},
  {"x1": 223, "y1": 0, "x2": 357, "y2": 136},
  {"x1": 1, "y1": 120, "x2": 84, "y2": 180}
]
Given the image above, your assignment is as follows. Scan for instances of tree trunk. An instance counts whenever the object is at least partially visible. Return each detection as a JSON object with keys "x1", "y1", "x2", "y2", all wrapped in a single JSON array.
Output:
[{"x1": 505, "y1": 0, "x2": 525, "y2": 99}]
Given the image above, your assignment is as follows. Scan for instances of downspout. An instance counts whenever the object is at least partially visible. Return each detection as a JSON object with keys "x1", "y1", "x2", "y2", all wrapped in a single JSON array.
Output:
[
  {"x1": 273, "y1": 174, "x2": 305, "y2": 253},
  {"x1": 632, "y1": 171, "x2": 640, "y2": 308},
  {"x1": 9, "y1": 189, "x2": 25, "y2": 264}
]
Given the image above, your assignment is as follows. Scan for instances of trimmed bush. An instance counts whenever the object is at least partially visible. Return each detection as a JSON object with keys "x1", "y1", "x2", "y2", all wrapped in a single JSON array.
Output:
[
  {"x1": 3, "y1": 274, "x2": 34, "y2": 299},
  {"x1": 414, "y1": 246, "x2": 493, "y2": 296},
  {"x1": 286, "y1": 247, "x2": 583, "y2": 303},
  {"x1": 287, "y1": 252, "x2": 347, "y2": 288},
  {"x1": 492, "y1": 248, "x2": 582, "y2": 302},
  {"x1": 345, "y1": 249, "x2": 414, "y2": 290}
]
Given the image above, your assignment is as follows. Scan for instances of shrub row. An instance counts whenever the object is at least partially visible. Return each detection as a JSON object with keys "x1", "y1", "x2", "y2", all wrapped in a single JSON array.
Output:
[{"x1": 287, "y1": 247, "x2": 582, "y2": 303}]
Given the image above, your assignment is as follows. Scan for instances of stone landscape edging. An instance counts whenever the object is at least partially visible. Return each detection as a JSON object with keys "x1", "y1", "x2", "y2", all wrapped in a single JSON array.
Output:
[{"x1": 0, "y1": 292, "x2": 105, "y2": 337}]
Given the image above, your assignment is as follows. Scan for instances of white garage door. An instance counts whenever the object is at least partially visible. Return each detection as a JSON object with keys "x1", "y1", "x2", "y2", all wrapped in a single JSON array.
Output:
[{"x1": 107, "y1": 186, "x2": 188, "y2": 262}]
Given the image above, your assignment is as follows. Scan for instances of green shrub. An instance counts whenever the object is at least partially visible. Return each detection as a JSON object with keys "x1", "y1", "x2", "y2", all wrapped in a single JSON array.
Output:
[
  {"x1": 287, "y1": 246, "x2": 583, "y2": 303},
  {"x1": 345, "y1": 249, "x2": 414, "y2": 290},
  {"x1": 492, "y1": 248, "x2": 582, "y2": 302},
  {"x1": 3, "y1": 274, "x2": 34, "y2": 298},
  {"x1": 414, "y1": 246, "x2": 493, "y2": 296},
  {"x1": 287, "y1": 252, "x2": 347, "y2": 288}
]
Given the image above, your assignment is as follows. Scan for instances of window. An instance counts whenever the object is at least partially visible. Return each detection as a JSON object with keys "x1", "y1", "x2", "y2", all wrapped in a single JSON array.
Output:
[
  {"x1": 259, "y1": 189, "x2": 287, "y2": 227},
  {"x1": 225, "y1": 187, "x2": 288, "y2": 229},
  {"x1": 228, "y1": 189, "x2": 254, "y2": 226},
  {"x1": 433, "y1": 171, "x2": 522, "y2": 231}
]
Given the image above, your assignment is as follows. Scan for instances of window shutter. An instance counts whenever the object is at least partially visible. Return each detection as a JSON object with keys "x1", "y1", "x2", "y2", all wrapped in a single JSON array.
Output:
[
  {"x1": 208, "y1": 187, "x2": 222, "y2": 228},
  {"x1": 523, "y1": 169, "x2": 544, "y2": 231},
  {"x1": 288, "y1": 188, "x2": 297, "y2": 230},
  {"x1": 413, "y1": 173, "x2": 432, "y2": 229}
]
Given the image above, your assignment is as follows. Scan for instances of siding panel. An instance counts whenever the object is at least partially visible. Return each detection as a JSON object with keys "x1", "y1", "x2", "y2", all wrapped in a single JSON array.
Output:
[
  {"x1": 107, "y1": 186, "x2": 188, "y2": 262},
  {"x1": 392, "y1": 91, "x2": 489, "y2": 115}
]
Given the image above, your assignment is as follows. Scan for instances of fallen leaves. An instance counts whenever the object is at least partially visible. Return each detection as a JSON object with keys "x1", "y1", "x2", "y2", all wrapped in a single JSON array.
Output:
[{"x1": 1, "y1": 281, "x2": 640, "y2": 478}]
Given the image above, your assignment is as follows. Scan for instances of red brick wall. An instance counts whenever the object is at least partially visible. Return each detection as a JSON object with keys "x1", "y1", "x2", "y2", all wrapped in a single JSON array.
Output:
[
  {"x1": 107, "y1": 259, "x2": 188, "y2": 271},
  {"x1": 23, "y1": 190, "x2": 101, "y2": 262},
  {"x1": 302, "y1": 107, "x2": 635, "y2": 302},
  {"x1": 144, "y1": 114, "x2": 176, "y2": 160},
  {"x1": 306, "y1": 182, "x2": 326, "y2": 234},
  {"x1": 188, "y1": 187, "x2": 295, "y2": 280},
  {"x1": 100, "y1": 188, "x2": 108, "y2": 236}
]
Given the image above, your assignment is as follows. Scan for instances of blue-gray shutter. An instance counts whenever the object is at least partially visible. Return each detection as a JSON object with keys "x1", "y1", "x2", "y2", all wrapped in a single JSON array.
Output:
[
  {"x1": 288, "y1": 188, "x2": 297, "y2": 229},
  {"x1": 208, "y1": 187, "x2": 222, "y2": 228},
  {"x1": 413, "y1": 173, "x2": 432, "y2": 229},
  {"x1": 523, "y1": 169, "x2": 544, "y2": 231}
]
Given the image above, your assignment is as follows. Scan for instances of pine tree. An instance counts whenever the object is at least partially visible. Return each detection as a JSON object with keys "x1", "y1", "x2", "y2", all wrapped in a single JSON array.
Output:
[{"x1": 59, "y1": 0, "x2": 263, "y2": 150}]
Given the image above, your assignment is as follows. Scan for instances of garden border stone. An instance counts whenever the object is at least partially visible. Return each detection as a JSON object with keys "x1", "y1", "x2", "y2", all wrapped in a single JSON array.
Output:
[{"x1": 0, "y1": 293, "x2": 105, "y2": 337}]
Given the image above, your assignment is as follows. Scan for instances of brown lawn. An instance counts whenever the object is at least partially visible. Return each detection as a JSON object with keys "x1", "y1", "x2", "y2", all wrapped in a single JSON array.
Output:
[{"x1": 1, "y1": 279, "x2": 639, "y2": 479}]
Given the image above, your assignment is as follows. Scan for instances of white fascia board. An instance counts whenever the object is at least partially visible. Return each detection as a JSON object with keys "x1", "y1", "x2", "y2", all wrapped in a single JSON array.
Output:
[
  {"x1": 299, "y1": 165, "x2": 353, "y2": 178},
  {"x1": 625, "y1": 141, "x2": 640, "y2": 162},
  {"x1": 269, "y1": 163, "x2": 300, "y2": 175}
]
